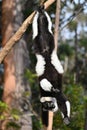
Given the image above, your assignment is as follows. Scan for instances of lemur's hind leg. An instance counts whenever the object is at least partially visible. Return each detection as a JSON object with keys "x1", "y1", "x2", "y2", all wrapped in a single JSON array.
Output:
[{"x1": 56, "y1": 93, "x2": 70, "y2": 125}]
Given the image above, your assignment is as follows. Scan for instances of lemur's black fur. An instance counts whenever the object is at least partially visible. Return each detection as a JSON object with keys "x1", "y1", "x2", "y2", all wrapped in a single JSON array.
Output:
[{"x1": 32, "y1": 6, "x2": 70, "y2": 126}]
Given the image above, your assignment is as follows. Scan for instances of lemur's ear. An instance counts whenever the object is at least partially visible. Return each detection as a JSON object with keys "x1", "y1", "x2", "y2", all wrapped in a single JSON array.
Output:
[{"x1": 37, "y1": 5, "x2": 45, "y2": 13}]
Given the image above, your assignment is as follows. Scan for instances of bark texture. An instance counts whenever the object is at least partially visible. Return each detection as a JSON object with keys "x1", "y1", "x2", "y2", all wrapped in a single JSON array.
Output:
[
  {"x1": 13, "y1": 0, "x2": 32, "y2": 129},
  {"x1": 2, "y1": 0, "x2": 15, "y2": 112},
  {"x1": 1, "y1": 0, "x2": 16, "y2": 129},
  {"x1": 54, "y1": 0, "x2": 61, "y2": 51},
  {"x1": 1, "y1": 0, "x2": 32, "y2": 129}
]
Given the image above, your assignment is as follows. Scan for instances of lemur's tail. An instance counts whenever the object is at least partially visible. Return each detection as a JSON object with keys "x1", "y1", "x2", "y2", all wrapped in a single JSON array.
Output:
[{"x1": 41, "y1": 108, "x2": 49, "y2": 127}]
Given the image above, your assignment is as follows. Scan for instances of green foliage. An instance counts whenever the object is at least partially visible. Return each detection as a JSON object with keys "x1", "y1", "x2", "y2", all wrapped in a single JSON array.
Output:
[
  {"x1": 11, "y1": 108, "x2": 22, "y2": 120},
  {"x1": 25, "y1": 69, "x2": 37, "y2": 85},
  {"x1": 32, "y1": 117, "x2": 43, "y2": 130},
  {"x1": 0, "y1": 101, "x2": 9, "y2": 120},
  {"x1": 6, "y1": 121, "x2": 21, "y2": 130},
  {"x1": 68, "y1": 21, "x2": 77, "y2": 32},
  {"x1": 0, "y1": 101, "x2": 8, "y2": 113},
  {"x1": 58, "y1": 43, "x2": 74, "y2": 60},
  {"x1": 0, "y1": 101, "x2": 24, "y2": 129},
  {"x1": 80, "y1": 37, "x2": 87, "y2": 50}
]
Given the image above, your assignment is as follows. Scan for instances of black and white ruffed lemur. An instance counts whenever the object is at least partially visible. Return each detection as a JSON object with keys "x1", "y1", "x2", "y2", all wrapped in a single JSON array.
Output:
[{"x1": 32, "y1": 6, "x2": 70, "y2": 126}]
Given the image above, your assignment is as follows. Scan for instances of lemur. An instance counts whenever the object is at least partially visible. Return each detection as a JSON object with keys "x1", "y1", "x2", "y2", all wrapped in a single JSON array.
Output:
[{"x1": 32, "y1": 6, "x2": 70, "y2": 126}]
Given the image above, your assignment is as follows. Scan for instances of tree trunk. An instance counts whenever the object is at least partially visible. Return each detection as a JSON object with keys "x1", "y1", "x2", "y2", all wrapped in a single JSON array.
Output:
[
  {"x1": 2, "y1": 0, "x2": 15, "y2": 107},
  {"x1": 13, "y1": 0, "x2": 32, "y2": 130},
  {"x1": 1, "y1": 0, "x2": 16, "y2": 129},
  {"x1": 1, "y1": 0, "x2": 32, "y2": 129}
]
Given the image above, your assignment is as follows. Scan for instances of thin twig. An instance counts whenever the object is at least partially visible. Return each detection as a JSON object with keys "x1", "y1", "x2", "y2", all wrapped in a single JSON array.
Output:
[
  {"x1": 40, "y1": 0, "x2": 45, "y2": 5},
  {"x1": 60, "y1": 2, "x2": 85, "y2": 31}
]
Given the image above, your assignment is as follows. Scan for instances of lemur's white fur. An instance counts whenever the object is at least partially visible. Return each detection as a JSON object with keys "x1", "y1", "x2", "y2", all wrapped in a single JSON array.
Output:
[
  {"x1": 36, "y1": 54, "x2": 46, "y2": 76},
  {"x1": 66, "y1": 101, "x2": 70, "y2": 117},
  {"x1": 40, "y1": 97, "x2": 53, "y2": 102},
  {"x1": 52, "y1": 98, "x2": 58, "y2": 112},
  {"x1": 40, "y1": 97, "x2": 58, "y2": 112},
  {"x1": 51, "y1": 50, "x2": 64, "y2": 74},
  {"x1": 32, "y1": 11, "x2": 52, "y2": 39},
  {"x1": 40, "y1": 78, "x2": 52, "y2": 91},
  {"x1": 32, "y1": 12, "x2": 39, "y2": 39},
  {"x1": 44, "y1": 12, "x2": 53, "y2": 34}
]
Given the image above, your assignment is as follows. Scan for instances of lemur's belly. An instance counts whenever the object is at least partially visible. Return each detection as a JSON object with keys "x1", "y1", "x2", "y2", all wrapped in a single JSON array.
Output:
[{"x1": 35, "y1": 50, "x2": 64, "y2": 77}]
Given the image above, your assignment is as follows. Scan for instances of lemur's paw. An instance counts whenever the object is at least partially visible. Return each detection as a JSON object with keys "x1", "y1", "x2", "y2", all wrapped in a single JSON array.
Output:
[
  {"x1": 51, "y1": 87, "x2": 60, "y2": 93},
  {"x1": 37, "y1": 5, "x2": 44, "y2": 13},
  {"x1": 42, "y1": 101, "x2": 55, "y2": 111},
  {"x1": 63, "y1": 117, "x2": 70, "y2": 125}
]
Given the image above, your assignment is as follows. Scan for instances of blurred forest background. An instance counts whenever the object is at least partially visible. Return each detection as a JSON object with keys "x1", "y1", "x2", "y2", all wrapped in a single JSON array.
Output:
[{"x1": 0, "y1": 0, "x2": 87, "y2": 130}]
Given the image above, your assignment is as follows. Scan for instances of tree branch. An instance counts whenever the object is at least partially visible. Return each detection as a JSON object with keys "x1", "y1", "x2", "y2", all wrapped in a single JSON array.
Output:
[
  {"x1": 0, "y1": 0, "x2": 56, "y2": 63},
  {"x1": 54, "y1": 0, "x2": 61, "y2": 51}
]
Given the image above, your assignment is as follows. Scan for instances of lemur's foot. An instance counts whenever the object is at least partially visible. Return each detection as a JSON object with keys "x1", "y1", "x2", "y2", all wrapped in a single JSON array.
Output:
[
  {"x1": 42, "y1": 101, "x2": 55, "y2": 111},
  {"x1": 63, "y1": 117, "x2": 70, "y2": 125}
]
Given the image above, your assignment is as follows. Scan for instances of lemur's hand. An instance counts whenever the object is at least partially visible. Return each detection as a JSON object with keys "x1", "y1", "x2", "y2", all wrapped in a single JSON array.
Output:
[
  {"x1": 37, "y1": 5, "x2": 44, "y2": 12},
  {"x1": 40, "y1": 97, "x2": 58, "y2": 112},
  {"x1": 51, "y1": 87, "x2": 60, "y2": 93},
  {"x1": 42, "y1": 101, "x2": 55, "y2": 111}
]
